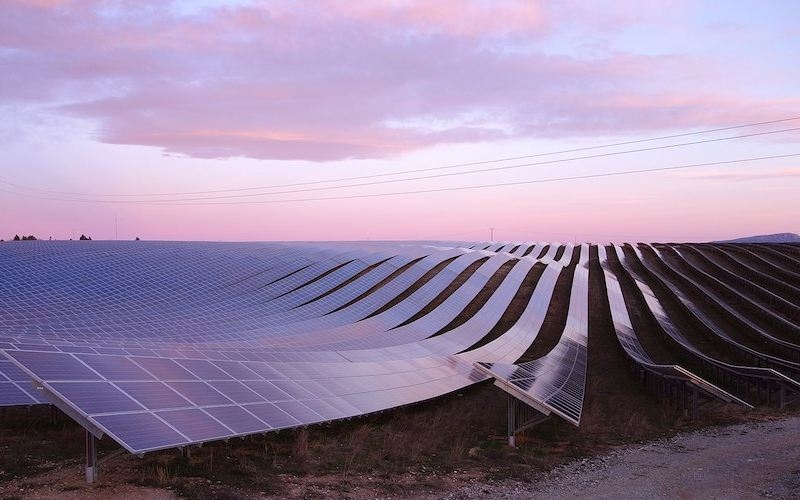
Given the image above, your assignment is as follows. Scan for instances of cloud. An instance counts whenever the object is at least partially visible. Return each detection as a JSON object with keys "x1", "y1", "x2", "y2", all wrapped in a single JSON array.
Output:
[
  {"x1": 319, "y1": 0, "x2": 550, "y2": 37},
  {"x1": 1, "y1": 0, "x2": 798, "y2": 161},
  {"x1": 676, "y1": 167, "x2": 800, "y2": 182}
]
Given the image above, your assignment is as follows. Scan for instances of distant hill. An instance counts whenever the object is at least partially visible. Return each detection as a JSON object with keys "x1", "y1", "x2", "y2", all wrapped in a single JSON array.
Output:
[{"x1": 717, "y1": 232, "x2": 800, "y2": 243}]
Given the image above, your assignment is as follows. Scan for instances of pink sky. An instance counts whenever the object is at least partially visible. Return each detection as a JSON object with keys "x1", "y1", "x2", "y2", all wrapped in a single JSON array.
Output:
[{"x1": 1, "y1": 0, "x2": 798, "y2": 242}]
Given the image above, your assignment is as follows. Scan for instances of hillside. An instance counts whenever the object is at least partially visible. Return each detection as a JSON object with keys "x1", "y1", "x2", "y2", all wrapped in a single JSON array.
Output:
[{"x1": 718, "y1": 232, "x2": 800, "y2": 243}]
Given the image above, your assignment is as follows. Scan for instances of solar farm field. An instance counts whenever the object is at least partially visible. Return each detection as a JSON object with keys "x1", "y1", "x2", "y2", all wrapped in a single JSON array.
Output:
[{"x1": 0, "y1": 240, "x2": 798, "y2": 495}]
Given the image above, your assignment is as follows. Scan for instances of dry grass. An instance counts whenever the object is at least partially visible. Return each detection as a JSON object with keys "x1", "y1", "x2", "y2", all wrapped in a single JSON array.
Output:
[
  {"x1": 1, "y1": 383, "x2": 798, "y2": 498},
  {"x1": 0, "y1": 408, "x2": 85, "y2": 480}
]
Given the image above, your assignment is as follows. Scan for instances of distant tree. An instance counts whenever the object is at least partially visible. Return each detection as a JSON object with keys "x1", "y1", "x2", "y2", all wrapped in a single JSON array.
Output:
[
  {"x1": 135, "y1": 236, "x2": 140, "y2": 241},
  {"x1": 21, "y1": 235, "x2": 37, "y2": 241},
  {"x1": 79, "y1": 234, "x2": 92, "y2": 241},
  {"x1": 13, "y1": 235, "x2": 20, "y2": 241}
]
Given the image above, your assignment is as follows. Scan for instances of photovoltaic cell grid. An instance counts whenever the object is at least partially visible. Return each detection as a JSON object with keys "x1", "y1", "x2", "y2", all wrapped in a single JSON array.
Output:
[
  {"x1": 476, "y1": 244, "x2": 589, "y2": 425},
  {"x1": 4, "y1": 240, "x2": 795, "y2": 454},
  {"x1": 1, "y1": 240, "x2": 577, "y2": 453},
  {"x1": 597, "y1": 245, "x2": 748, "y2": 406},
  {"x1": 633, "y1": 245, "x2": 800, "y2": 391}
]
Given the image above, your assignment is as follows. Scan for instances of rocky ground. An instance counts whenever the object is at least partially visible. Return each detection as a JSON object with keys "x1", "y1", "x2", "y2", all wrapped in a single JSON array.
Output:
[{"x1": 437, "y1": 415, "x2": 800, "y2": 500}]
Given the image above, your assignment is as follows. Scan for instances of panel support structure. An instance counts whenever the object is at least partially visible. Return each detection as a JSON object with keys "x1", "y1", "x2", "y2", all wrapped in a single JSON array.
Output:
[
  {"x1": 507, "y1": 394, "x2": 549, "y2": 447},
  {"x1": 85, "y1": 430, "x2": 98, "y2": 483}
]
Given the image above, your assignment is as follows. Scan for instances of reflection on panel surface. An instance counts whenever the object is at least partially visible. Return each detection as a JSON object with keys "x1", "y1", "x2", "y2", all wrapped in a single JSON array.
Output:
[{"x1": 1, "y1": 240, "x2": 798, "y2": 454}]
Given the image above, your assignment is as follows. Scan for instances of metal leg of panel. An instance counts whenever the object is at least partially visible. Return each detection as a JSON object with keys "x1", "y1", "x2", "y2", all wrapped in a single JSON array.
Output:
[
  {"x1": 780, "y1": 384, "x2": 786, "y2": 410},
  {"x1": 692, "y1": 387, "x2": 699, "y2": 424},
  {"x1": 85, "y1": 430, "x2": 98, "y2": 484},
  {"x1": 685, "y1": 383, "x2": 690, "y2": 412},
  {"x1": 674, "y1": 383, "x2": 679, "y2": 408},
  {"x1": 507, "y1": 395, "x2": 516, "y2": 448}
]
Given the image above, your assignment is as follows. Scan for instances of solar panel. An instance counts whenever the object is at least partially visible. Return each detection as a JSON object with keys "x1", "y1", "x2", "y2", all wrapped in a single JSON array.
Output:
[
  {"x1": 475, "y1": 244, "x2": 589, "y2": 426},
  {"x1": 2, "y1": 239, "x2": 797, "y2": 459}
]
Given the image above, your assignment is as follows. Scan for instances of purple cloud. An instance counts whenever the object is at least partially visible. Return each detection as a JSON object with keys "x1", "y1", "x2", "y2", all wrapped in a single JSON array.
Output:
[{"x1": 1, "y1": 0, "x2": 797, "y2": 161}]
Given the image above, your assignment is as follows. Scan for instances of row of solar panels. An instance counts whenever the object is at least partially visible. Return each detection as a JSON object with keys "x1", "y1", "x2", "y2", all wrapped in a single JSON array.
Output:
[
  {"x1": 609, "y1": 243, "x2": 800, "y2": 404},
  {"x1": 0, "y1": 241, "x2": 584, "y2": 453},
  {"x1": 1, "y1": 241, "x2": 798, "y2": 456}
]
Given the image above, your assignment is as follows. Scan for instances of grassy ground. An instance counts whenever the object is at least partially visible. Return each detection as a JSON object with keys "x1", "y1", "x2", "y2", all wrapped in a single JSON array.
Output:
[{"x1": 1, "y1": 383, "x2": 794, "y2": 499}]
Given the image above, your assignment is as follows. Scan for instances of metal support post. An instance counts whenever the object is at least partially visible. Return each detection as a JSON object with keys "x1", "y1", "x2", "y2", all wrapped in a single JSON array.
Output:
[
  {"x1": 507, "y1": 394, "x2": 516, "y2": 447},
  {"x1": 780, "y1": 384, "x2": 786, "y2": 410},
  {"x1": 85, "y1": 430, "x2": 98, "y2": 483}
]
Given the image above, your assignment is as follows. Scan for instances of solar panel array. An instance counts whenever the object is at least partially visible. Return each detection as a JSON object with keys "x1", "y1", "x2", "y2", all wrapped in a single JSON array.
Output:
[
  {"x1": 477, "y1": 244, "x2": 588, "y2": 425},
  {"x1": 0, "y1": 241, "x2": 565, "y2": 453},
  {"x1": 1, "y1": 240, "x2": 798, "y2": 455}
]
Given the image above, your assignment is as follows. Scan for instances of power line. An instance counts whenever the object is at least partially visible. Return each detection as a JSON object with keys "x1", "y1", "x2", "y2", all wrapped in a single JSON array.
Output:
[
  {"x1": 167, "y1": 153, "x2": 800, "y2": 205},
  {"x1": 4, "y1": 126, "x2": 799, "y2": 204},
  {"x1": 1, "y1": 115, "x2": 799, "y2": 198},
  {"x1": 6, "y1": 153, "x2": 796, "y2": 205},
  {"x1": 160, "y1": 126, "x2": 800, "y2": 202}
]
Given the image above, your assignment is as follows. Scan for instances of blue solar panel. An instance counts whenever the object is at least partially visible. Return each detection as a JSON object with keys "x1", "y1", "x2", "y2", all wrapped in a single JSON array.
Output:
[
  {"x1": 212, "y1": 361, "x2": 262, "y2": 380},
  {"x1": 176, "y1": 359, "x2": 233, "y2": 380},
  {"x1": 275, "y1": 400, "x2": 323, "y2": 423},
  {"x1": 49, "y1": 382, "x2": 143, "y2": 414},
  {"x1": 115, "y1": 382, "x2": 192, "y2": 410},
  {"x1": 76, "y1": 355, "x2": 155, "y2": 381},
  {"x1": 94, "y1": 412, "x2": 189, "y2": 453},
  {"x1": 6, "y1": 351, "x2": 101, "y2": 381},
  {"x1": 2, "y1": 240, "x2": 790, "y2": 457},
  {"x1": 204, "y1": 405, "x2": 267, "y2": 434},
  {"x1": 166, "y1": 381, "x2": 235, "y2": 406},
  {"x1": 155, "y1": 409, "x2": 233, "y2": 442},
  {"x1": 131, "y1": 358, "x2": 198, "y2": 381},
  {"x1": 0, "y1": 382, "x2": 37, "y2": 406},
  {"x1": 207, "y1": 381, "x2": 263, "y2": 404},
  {"x1": 242, "y1": 380, "x2": 292, "y2": 401},
  {"x1": 243, "y1": 402, "x2": 298, "y2": 429}
]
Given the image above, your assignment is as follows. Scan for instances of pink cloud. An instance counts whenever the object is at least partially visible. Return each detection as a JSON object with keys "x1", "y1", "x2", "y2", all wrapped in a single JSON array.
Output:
[
  {"x1": 6, "y1": 0, "x2": 72, "y2": 6},
  {"x1": 675, "y1": 167, "x2": 800, "y2": 182},
  {"x1": 323, "y1": 0, "x2": 550, "y2": 37},
  {"x1": 1, "y1": 0, "x2": 797, "y2": 161}
]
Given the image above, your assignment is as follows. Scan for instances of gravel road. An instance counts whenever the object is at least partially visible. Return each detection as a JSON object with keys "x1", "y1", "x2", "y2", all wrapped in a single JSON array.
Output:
[{"x1": 438, "y1": 416, "x2": 800, "y2": 499}]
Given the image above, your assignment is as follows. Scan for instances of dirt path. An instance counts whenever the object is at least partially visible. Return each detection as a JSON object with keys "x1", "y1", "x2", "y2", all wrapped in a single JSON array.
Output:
[{"x1": 438, "y1": 416, "x2": 800, "y2": 499}]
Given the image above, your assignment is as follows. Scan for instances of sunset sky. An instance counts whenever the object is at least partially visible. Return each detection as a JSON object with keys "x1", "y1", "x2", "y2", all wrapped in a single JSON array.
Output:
[{"x1": 1, "y1": 0, "x2": 798, "y2": 242}]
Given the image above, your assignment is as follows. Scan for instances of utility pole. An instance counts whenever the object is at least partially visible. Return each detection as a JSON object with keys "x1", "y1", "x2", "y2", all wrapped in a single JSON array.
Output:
[
  {"x1": 115, "y1": 216, "x2": 118, "y2": 240},
  {"x1": 490, "y1": 227, "x2": 494, "y2": 242}
]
